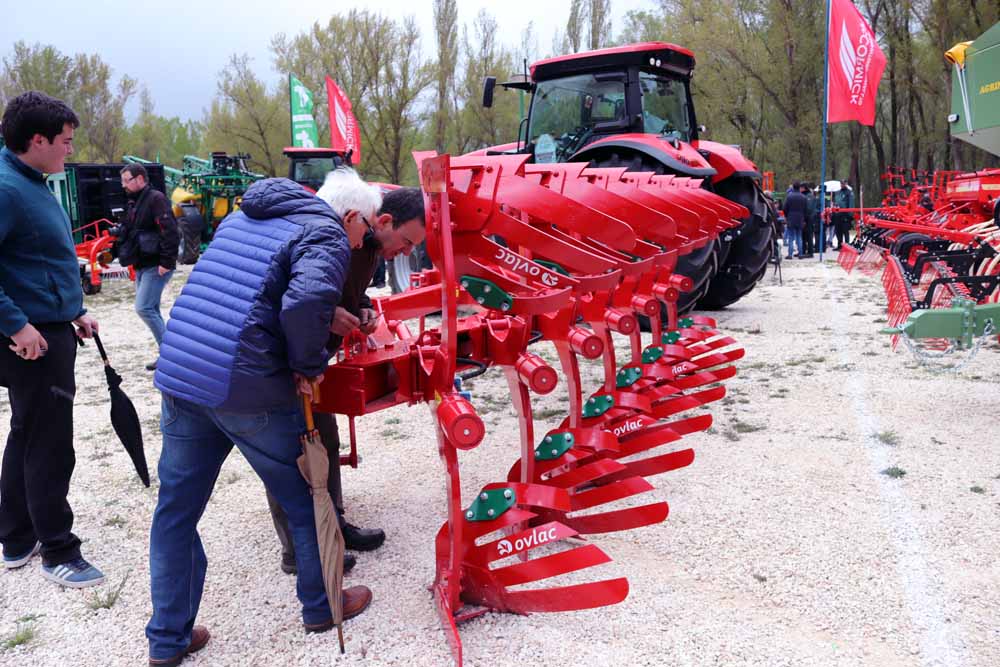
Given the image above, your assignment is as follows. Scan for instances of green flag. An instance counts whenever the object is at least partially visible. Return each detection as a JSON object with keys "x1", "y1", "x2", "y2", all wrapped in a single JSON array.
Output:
[{"x1": 289, "y1": 74, "x2": 319, "y2": 148}]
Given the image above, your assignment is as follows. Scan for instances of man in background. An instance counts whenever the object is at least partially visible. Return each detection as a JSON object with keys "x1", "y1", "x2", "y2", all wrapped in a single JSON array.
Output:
[
  {"x1": 782, "y1": 182, "x2": 807, "y2": 259},
  {"x1": 0, "y1": 91, "x2": 103, "y2": 588},
  {"x1": 116, "y1": 163, "x2": 179, "y2": 371}
]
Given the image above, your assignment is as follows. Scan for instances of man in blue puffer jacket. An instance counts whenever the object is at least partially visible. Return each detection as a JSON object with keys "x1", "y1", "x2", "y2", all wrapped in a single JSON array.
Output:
[{"x1": 145, "y1": 175, "x2": 374, "y2": 666}]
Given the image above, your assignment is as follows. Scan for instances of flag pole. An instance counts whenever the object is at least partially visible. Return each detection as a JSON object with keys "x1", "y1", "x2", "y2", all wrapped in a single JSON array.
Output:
[
  {"x1": 819, "y1": 0, "x2": 832, "y2": 261},
  {"x1": 288, "y1": 73, "x2": 294, "y2": 146}
]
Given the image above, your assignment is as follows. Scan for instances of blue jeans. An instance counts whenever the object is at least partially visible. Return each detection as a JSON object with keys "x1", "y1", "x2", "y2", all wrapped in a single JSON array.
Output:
[
  {"x1": 146, "y1": 395, "x2": 330, "y2": 660},
  {"x1": 784, "y1": 227, "x2": 803, "y2": 257},
  {"x1": 135, "y1": 267, "x2": 174, "y2": 347}
]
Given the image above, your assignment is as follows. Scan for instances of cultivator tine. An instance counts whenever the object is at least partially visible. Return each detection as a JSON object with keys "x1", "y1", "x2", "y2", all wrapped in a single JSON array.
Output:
[
  {"x1": 882, "y1": 256, "x2": 915, "y2": 349},
  {"x1": 838, "y1": 243, "x2": 860, "y2": 273},
  {"x1": 858, "y1": 243, "x2": 886, "y2": 275}
]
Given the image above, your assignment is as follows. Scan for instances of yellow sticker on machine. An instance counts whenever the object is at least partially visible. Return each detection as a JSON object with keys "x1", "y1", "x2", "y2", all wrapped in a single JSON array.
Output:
[{"x1": 980, "y1": 80, "x2": 1000, "y2": 95}]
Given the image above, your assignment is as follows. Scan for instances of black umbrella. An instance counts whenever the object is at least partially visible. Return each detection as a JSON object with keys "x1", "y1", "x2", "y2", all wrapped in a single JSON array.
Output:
[{"x1": 93, "y1": 333, "x2": 150, "y2": 487}]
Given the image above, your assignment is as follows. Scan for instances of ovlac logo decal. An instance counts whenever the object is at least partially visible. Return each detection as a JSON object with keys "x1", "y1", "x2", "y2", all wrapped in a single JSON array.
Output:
[
  {"x1": 612, "y1": 418, "x2": 644, "y2": 437},
  {"x1": 494, "y1": 247, "x2": 560, "y2": 286},
  {"x1": 496, "y1": 526, "x2": 559, "y2": 556}
]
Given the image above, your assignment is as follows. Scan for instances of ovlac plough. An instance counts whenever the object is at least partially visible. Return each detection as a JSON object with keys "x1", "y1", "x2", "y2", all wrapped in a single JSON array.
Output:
[{"x1": 314, "y1": 153, "x2": 744, "y2": 665}]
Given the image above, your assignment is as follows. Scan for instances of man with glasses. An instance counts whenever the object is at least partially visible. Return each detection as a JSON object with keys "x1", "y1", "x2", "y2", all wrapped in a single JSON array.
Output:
[
  {"x1": 266, "y1": 177, "x2": 426, "y2": 575},
  {"x1": 116, "y1": 163, "x2": 179, "y2": 371}
]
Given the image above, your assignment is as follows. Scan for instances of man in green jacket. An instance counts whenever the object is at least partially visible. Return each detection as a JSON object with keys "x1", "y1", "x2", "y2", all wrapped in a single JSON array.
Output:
[{"x1": 0, "y1": 91, "x2": 104, "y2": 588}]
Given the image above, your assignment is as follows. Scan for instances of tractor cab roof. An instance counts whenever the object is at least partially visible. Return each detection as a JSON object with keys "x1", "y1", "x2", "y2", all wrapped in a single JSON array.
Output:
[{"x1": 530, "y1": 42, "x2": 696, "y2": 81}]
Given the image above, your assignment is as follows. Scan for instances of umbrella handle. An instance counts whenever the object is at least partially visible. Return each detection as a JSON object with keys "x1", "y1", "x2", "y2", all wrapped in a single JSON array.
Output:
[
  {"x1": 301, "y1": 380, "x2": 321, "y2": 431},
  {"x1": 93, "y1": 332, "x2": 110, "y2": 366}
]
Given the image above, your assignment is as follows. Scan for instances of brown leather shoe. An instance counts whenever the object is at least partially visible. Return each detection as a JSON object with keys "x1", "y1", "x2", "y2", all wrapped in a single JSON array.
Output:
[
  {"x1": 303, "y1": 585, "x2": 373, "y2": 633},
  {"x1": 149, "y1": 625, "x2": 210, "y2": 666}
]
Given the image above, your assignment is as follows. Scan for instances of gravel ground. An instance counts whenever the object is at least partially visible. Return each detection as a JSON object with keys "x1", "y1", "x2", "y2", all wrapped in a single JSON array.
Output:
[{"x1": 1, "y1": 258, "x2": 998, "y2": 667}]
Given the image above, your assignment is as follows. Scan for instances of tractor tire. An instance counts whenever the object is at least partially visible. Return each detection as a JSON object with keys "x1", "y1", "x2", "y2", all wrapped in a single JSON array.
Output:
[
  {"x1": 698, "y1": 176, "x2": 776, "y2": 310},
  {"x1": 590, "y1": 151, "x2": 722, "y2": 313},
  {"x1": 81, "y1": 275, "x2": 101, "y2": 296},
  {"x1": 178, "y1": 204, "x2": 206, "y2": 265}
]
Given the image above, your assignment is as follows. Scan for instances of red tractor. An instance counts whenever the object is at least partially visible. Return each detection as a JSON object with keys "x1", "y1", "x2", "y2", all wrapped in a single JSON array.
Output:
[{"x1": 482, "y1": 42, "x2": 777, "y2": 312}]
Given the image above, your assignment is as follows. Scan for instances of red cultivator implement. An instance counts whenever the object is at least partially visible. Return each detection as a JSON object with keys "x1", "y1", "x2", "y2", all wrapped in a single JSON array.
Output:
[
  {"x1": 835, "y1": 167, "x2": 1000, "y2": 362},
  {"x1": 74, "y1": 219, "x2": 132, "y2": 295},
  {"x1": 316, "y1": 152, "x2": 744, "y2": 664}
]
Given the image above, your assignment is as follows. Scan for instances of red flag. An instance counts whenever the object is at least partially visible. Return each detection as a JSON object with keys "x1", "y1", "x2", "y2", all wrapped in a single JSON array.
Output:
[
  {"x1": 325, "y1": 76, "x2": 361, "y2": 165},
  {"x1": 826, "y1": 0, "x2": 886, "y2": 126}
]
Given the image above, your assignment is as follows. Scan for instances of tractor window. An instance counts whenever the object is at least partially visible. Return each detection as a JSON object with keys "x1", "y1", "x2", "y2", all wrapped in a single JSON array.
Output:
[
  {"x1": 639, "y1": 72, "x2": 691, "y2": 141},
  {"x1": 292, "y1": 158, "x2": 336, "y2": 190},
  {"x1": 528, "y1": 73, "x2": 626, "y2": 163}
]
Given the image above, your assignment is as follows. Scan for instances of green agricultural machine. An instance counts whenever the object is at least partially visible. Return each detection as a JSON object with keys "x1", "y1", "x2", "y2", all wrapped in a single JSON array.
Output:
[{"x1": 948, "y1": 21, "x2": 1000, "y2": 157}]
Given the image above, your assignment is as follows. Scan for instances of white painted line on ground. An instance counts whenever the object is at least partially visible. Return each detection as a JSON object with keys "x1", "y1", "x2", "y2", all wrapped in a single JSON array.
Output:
[{"x1": 823, "y1": 263, "x2": 970, "y2": 667}]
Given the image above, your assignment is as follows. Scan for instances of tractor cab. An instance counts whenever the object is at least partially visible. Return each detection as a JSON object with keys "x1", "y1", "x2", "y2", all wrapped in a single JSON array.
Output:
[
  {"x1": 283, "y1": 147, "x2": 350, "y2": 193},
  {"x1": 487, "y1": 42, "x2": 699, "y2": 163}
]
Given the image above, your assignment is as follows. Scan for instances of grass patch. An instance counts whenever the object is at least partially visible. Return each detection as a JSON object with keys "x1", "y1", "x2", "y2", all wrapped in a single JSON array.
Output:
[
  {"x1": 872, "y1": 317, "x2": 887, "y2": 323},
  {"x1": 384, "y1": 417, "x2": 402, "y2": 425},
  {"x1": 785, "y1": 355, "x2": 827, "y2": 367},
  {"x1": 849, "y1": 311, "x2": 866, "y2": 316},
  {"x1": 721, "y1": 397, "x2": 735, "y2": 406},
  {"x1": 970, "y1": 485, "x2": 986, "y2": 494},
  {"x1": 874, "y1": 430, "x2": 900, "y2": 446},
  {"x1": 223, "y1": 472, "x2": 241, "y2": 486},
  {"x1": 745, "y1": 361, "x2": 768, "y2": 370},
  {"x1": 2, "y1": 619, "x2": 38, "y2": 650},
  {"x1": 723, "y1": 429, "x2": 741, "y2": 442},
  {"x1": 733, "y1": 421, "x2": 766, "y2": 434},
  {"x1": 378, "y1": 429, "x2": 397, "y2": 438},
  {"x1": 103, "y1": 515, "x2": 126, "y2": 528},
  {"x1": 737, "y1": 397, "x2": 750, "y2": 404},
  {"x1": 534, "y1": 407, "x2": 564, "y2": 420},
  {"x1": 89, "y1": 449, "x2": 112, "y2": 461},
  {"x1": 931, "y1": 437, "x2": 945, "y2": 446},
  {"x1": 752, "y1": 573, "x2": 767, "y2": 583},
  {"x1": 881, "y1": 466, "x2": 907, "y2": 479},
  {"x1": 86, "y1": 572, "x2": 130, "y2": 610}
]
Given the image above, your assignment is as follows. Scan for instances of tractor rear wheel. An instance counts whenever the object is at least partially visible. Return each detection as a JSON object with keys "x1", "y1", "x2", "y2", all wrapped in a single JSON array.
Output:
[
  {"x1": 178, "y1": 204, "x2": 206, "y2": 265},
  {"x1": 698, "y1": 177, "x2": 776, "y2": 309},
  {"x1": 591, "y1": 151, "x2": 722, "y2": 313}
]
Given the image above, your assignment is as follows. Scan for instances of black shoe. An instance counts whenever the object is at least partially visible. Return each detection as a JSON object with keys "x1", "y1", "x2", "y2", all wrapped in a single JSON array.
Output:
[
  {"x1": 282, "y1": 552, "x2": 356, "y2": 575},
  {"x1": 343, "y1": 523, "x2": 385, "y2": 552},
  {"x1": 145, "y1": 360, "x2": 158, "y2": 371}
]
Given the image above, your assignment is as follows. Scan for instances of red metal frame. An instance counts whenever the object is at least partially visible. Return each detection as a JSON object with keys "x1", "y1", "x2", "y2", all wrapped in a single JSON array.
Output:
[{"x1": 313, "y1": 151, "x2": 745, "y2": 665}]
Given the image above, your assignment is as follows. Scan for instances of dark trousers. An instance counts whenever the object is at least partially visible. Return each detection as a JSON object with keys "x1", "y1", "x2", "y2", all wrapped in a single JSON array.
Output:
[
  {"x1": 802, "y1": 222, "x2": 815, "y2": 255},
  {"x1": 0, "y1": 323, "x2": 82, "y2": 566},
  {"x1": 835, "y1": 215, "x2": 853, "y2": 248},
  {"x1": 267, "y1": 411, "x2": 344, "y2": 561}
]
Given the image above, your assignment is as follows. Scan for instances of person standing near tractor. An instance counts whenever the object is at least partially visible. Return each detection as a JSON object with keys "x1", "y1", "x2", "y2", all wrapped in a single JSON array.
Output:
[
  {"x1": 265, "y1": 178, "x2": 427, "y2": 576},
  {"x1": 781, "y1": 182, "x2": 807, "y2": 259},
  {"x1": 0, "y1": 91, "x2": 104, "y2": 587},
  {"x1": 115, "y1": 163, "x2": 179, "y2": 371}
]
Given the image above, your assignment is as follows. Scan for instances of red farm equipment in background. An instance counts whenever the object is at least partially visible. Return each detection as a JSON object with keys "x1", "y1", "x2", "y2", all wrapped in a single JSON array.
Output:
[
  {"x1": 833, "y1": 166, "x2": 1000, "y2": 360},
  {"x1": 313, "y1": 152, "x2": 745, "y2": 665}
]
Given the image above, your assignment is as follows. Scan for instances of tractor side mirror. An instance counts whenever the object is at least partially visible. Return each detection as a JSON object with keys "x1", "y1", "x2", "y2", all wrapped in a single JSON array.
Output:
[
  {"x1": 697, "y1": 124, "x2": 707, "y2": 135},
  {"x1": 482, "y1": 77, "x2": 497, "y2": 108}
]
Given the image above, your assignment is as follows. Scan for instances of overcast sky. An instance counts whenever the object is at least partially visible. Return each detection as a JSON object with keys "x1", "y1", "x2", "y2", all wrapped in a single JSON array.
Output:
[{"x1": 3, "y1": 0, "x2": 655, "y2": 121}]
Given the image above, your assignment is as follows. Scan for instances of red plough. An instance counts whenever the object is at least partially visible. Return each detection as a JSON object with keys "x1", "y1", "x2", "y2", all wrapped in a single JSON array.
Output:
[{"x1": 316, "y1": 153, "x2": 744, "y2": 665}]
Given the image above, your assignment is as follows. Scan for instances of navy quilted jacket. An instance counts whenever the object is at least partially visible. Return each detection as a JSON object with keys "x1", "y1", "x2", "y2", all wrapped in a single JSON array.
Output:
[{"x1": 154, "y1": 178, "x2": 350, "y2": 412}]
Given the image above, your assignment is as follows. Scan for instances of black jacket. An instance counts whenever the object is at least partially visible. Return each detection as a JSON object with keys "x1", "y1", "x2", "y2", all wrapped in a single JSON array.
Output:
[
  {"x1": 116, "y1": 186, "x2": 180, "y2": 270},
  {"x1": 782, "y1": 191, "x2": 807, "y2": 229}
]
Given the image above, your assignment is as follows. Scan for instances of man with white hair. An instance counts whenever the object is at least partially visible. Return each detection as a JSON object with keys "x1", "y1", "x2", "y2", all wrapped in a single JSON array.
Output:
[
  {"x1": 267, "y1": 170, "x2": 426, "y2": 576},
  {"x1": 146, "y1": 172, "x2": 375, "y2": 666}
]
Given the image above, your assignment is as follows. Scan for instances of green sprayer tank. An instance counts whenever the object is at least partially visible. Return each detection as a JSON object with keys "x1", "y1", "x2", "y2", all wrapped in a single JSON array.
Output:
[{"x1": 948, "y1": 21, "x2": 1000, "y2": 157}]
